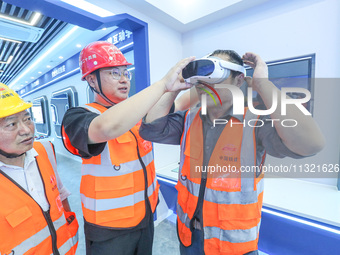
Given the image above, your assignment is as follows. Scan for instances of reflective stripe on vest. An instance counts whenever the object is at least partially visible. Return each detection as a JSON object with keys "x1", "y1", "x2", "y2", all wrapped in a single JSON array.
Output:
[
  {"x1": 179, "y1": 176, "x2": 264, "y2": 205},
  {"x1": 177, "y1": 202, "x2": 262, "y2": 243},
  {"x1": 82, "y1": 150, "x2": 154, "y2": 177},
  {"x1": 177, "y1": 108, "x2": 264, "y2": 254},
  {"x1": 204, "y1": 221, "x2": 261, "y2": 243},
  {"x1": 54, "y1": 229, "x2": 79, "y2": 255},
  {"x1": 81, "y1": 177, "x2": 157, "y2": 212},
  {"x1": 79, "y1": 103, "x2": 159, "y2": 228},
  {"x1": 12, "y1": 213, "x2": 66, "y2": 254}
]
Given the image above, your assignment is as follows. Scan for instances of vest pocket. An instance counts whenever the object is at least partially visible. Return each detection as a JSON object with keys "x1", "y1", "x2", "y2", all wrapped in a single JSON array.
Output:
[
  {"x1": 176, "y1": 184, "x2": 189, "y2": 207},
  {"x1": 217, "y1": 197, "x2": 261, "y2": 221},
  {"x1": 94, "y1": 174, "x2": 134, "y2": 192},
  {"x1": 5, "y1": 206, "x2": 32, "y2": 228},
  {"x1": 183, "y1": 143, "x2": 202, "y2": 179},
  {"x1": 94, "y1": 175, "x2": 135, "y2": 222}
]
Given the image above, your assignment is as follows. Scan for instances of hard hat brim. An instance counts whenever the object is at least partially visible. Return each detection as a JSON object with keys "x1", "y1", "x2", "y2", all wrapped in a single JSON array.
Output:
[{"x1": 0, "y1": 102, "x2": 32, "y2": 119}]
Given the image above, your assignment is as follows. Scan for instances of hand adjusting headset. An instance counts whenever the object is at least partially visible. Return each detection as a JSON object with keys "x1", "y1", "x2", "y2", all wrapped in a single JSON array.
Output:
[{"x1": 182, "y1": 57, "x2": 245, "y2": 85}]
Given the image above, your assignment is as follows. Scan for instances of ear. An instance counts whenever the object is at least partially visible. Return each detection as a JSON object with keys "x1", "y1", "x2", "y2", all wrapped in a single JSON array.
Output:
[
  {"x1": 235, "y1": 73, "x2": 245, "y2": 88},
  {"x1": 85, "y1": 73, "x2": 97, "y2": 88}
]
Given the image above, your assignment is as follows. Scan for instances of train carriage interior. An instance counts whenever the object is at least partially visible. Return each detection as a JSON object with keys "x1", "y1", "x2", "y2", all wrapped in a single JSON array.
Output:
[{"x1": 0, "y1": 0, "x2": 339, "y2": 254}]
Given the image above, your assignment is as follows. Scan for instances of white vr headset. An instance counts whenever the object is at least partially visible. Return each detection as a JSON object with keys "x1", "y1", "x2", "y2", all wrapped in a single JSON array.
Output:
[{"x1": 182, "y1": 57, "x2": 245, "y2": 85}]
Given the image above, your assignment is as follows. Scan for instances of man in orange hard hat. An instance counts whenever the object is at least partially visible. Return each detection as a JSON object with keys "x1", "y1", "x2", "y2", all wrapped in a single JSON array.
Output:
[
  {"x1": 0, "y1": 83, "x2": 79, "y2": 255},
  {"x1": 61, "y1": 41, "x2": 194, "y2": 254}
]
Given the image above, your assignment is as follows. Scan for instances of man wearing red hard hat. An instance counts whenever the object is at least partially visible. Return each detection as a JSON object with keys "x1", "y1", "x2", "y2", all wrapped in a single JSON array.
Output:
[{"x1": 62, "y1": 41, "x2": 194, "y2": 254}]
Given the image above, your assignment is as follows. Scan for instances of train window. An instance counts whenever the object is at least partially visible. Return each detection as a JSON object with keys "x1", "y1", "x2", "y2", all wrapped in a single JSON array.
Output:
[
  {"x1": 128, "y1": 65, "x2": 136, "y2": 96},
  {"x1": 245, "y1": 54, "x2": 315, "y2": 114},
  {"x1": 27, "y1": 101, "x2": 33, "y2": 117},
  {"x1": 50, "y1": 104, "x2": 57, "y2": 124},
  {"x1": 32, "y1": 96, "x2": 51, "y2": 137},
  {"x1": 51, "y1": 86, "x2": 78, "y2": 138},
  {"x1": 124, "y1": 50, "x2": 136, "y2": 96}
]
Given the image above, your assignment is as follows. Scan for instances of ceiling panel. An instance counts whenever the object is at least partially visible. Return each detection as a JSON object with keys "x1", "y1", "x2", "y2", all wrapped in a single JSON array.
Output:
[{"x1": 0, "y1": 0, "x2": 68, "y2": 86}]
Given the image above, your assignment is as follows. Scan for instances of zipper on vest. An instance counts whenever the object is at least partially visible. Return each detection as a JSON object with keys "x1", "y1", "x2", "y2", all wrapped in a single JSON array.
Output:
[
  {"x1": 191, "y1": 115, "x2": 233, "y2": 227},
  {"x1": 42, "y1": 210, "x2": 60, "y2": 255},
  {"x1": 129, "y1": 130, "x2": 152, "y2": 208},
  {"x1": 36, "y1": 164, "x2": 60, "y2": 255},
  {"x1": 191, "y1": 175, "x2": 207, "y2": 229},
  {"x1": 0, "y1": 170, "x2": 60, "y2": 255}
]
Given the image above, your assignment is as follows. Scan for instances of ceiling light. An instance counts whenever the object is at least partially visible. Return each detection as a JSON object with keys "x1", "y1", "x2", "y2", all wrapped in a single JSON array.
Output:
[
  {"x1": 25, "y1": 81, "x2": 28, "y2": 83},
  {"x1": 0, "y1": 12, "x2": 41, "y2": 26},
  {"x1": 59, "y1": 56, "x2": 64, "y2": 59},
  {"x1": 8, "y1": 25, "x2": 79, "y2": 89},
  {"x1": 0, "y1": 36, "x2": 22, "y2": 44},
  {"x1": 0, "y1": 55, "x2": 14, "y2": 65},
  {"x1": 76, "y1": 44, "x2": 82, "y2": 48},
  {"x1": 31, "y1": 77, "x2": 35, "y2": 79},
  {"x1": 0, "y1": 18, "x2": 44, "y2": 43},
  {"x1": 46, "y1": 65, "x2": 51, "y2": 68},
  {"x1": 119, "y1": 42, "x2": 134, "y2": 51},
  {"x1": 38, "y1": 71, "x2": 42, "y2": 74},
  {"x1": 60, "y1": 0, "x2": 115, "y2": 17},
  {"x1": 30, "y1": 13, "x2": 41, "y2": 26},
  {"x1": 102, "y1": 27, "x2": 107, "y2": 30},
  {"x1": 7, "y1": 56, "x2": 13, "y2": 64}
]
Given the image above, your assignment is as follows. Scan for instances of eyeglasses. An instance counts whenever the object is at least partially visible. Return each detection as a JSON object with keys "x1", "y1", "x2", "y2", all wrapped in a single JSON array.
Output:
[{"x1": 108, "y1": 68, "x2": 132, "y2": 80}]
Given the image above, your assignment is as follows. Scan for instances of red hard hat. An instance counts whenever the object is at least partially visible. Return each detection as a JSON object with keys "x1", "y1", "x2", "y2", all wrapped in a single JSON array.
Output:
[{"x1": 79, "y1": 41, "x2": 132, "y2": 80}]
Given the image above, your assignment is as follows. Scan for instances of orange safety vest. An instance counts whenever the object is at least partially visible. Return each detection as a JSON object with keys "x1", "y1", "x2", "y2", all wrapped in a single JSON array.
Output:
[
  {"x1": 0, "y1": 141, "x2": 79, "y2": 255},
  {"x1": 62, "y1": 103, "x2": 159, "y2": 228},
  {"x1": 177, "y1": 108, "x2": 265, "y2": 255}
]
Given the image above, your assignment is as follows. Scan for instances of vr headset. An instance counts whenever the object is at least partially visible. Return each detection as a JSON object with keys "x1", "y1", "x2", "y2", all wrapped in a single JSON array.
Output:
[{"x1": 182, "y1": 57, "x2": 245, "y2": 85}]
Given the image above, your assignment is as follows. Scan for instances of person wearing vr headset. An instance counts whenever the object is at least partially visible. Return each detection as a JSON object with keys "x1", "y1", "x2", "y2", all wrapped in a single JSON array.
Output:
[
  {"x1": 61, "y1": 41, "x2": 194, "y2": 255},
  {"x1": 0, "y1": 83, "x2": 79, "y2": 255},
  {"x1": 140, "y1": 50, "x2": 324, "y2": 255}
]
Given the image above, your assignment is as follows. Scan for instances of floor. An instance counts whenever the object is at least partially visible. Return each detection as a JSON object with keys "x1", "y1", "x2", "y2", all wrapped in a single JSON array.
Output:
[{"x1": 56, "y1": 153, "x2": 266, "y2": 255}]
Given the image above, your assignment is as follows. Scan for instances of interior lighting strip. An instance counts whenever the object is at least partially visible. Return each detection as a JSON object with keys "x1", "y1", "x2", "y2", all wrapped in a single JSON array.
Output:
[
  {"x1": 0, "y1": 12, "x2": 41, "y2": 26},
  {"x1": 0, "y1": 36, "x2": 22, "y2": 44},
  {"x1": 156, "y1": 176, "x2": 177, "y2": 186},
  {"x1": 9, "y1": 25, "x2": 79, "y2": 89},
  {"x1": 261, "y1": 208, "x2": 340, "y2": 235},
  {"x1": 0, "y1": 55, "x2": 13, "y2": 64},
  {"x1": 60, "y1": 0, "x2": 115, "y2": 17}
]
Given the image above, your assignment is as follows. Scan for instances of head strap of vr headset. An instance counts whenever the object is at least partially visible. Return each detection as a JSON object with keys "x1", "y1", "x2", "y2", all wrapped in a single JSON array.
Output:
[{"x1": 204, "y1": 55, "x2": 246, "y2": 75}]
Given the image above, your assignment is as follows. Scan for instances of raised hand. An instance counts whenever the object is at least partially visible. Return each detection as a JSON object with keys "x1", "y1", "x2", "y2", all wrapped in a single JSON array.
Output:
[
  {"x1": 161, "y1": 56, "x2": 195, "y2": 92},
  {"x1": 242, "y1": 52, "x2": 268, "y2": 91}
]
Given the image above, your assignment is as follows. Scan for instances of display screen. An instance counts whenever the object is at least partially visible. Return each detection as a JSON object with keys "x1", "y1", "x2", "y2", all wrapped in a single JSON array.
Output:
[
  {"x1": 50, "y1": 105, "x2": 57, "y2": 124},
  {"x1": 32, "y1": 105, "x2": 44, "y2": 124},
  {"x1": 182, "y1": 60, "x2": 214, "y2": 79}
]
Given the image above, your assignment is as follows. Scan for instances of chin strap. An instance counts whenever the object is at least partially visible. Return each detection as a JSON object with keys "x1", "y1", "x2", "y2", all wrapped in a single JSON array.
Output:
[{"x1": 0, "y1": 148, "x2": 25, "y2": 158}]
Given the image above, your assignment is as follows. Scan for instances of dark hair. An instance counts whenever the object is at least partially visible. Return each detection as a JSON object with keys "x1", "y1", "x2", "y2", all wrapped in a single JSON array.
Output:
[{"x1": 210, "y1": 50, "x2": 243, "y2": 78}]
